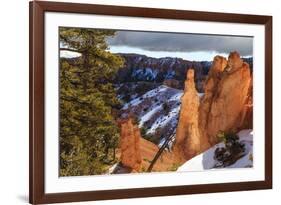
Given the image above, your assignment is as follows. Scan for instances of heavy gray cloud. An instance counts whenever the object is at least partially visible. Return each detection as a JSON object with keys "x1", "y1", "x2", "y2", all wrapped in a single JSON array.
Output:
[{"x1": 107, "y1": 31, "x2": 253, "y2": 56}]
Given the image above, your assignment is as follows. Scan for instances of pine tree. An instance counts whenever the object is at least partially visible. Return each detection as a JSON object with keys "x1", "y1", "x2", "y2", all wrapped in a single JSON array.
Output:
[{"x1": 59, "y1": 28, "x2": 124, "y2": 176}]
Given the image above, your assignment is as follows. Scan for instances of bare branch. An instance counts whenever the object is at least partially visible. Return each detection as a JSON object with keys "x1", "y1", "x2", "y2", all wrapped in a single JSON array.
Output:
[{"x1": 60, "y1": 48, "x2": 82, "y2": 53}]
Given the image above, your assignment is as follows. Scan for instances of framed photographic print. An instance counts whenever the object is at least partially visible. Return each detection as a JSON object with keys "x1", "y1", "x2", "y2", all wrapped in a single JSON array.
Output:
[{"x1": 29, "y1": 1, "x2": 272, "y2": 204}]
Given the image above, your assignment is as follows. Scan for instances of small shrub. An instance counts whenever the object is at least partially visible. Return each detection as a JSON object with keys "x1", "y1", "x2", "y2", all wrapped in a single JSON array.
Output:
[
  {"x1": 162, "y1": 102, "x2": 170, "y2": 114},
  {"x1": 169, "y1": 163, "x2": 181, "y2": 171},
  {"x1": 249, "y1": 153, "x2": 253, "y2": 162},
  {"x1": 140, "y1": 126, "x2": 148, "y2": 136},
  {"x1": 122, "y1": 95, "x2": 131, "y2": 103},
  {"x1": 143, "y1": 158, "x2": 152, "y2": 163},
  {"x1": 140, "y1": 166, "x2": 147, "y2": 172},
  {"x1": 214, "y1": 131, "x2": 245, "y2": 167}
]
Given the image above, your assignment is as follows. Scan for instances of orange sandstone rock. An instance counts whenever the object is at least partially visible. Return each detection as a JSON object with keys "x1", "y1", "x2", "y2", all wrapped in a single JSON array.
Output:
[
  {"x1": 204, "y1": 51, "x2": 251, "y2": 144},
  {"x1": 199, "y1": 56, "x2": 227, "y2": 147},
  {"x1": 174, "y1": 69, "x2": 202, "y2": 162},
  {"x1": 240, "y1": 76, "x2": 253, "y2": 129},
  {"x1": 119, "y1": 118, "x2": 142, "y2": 171},
  {"x1": 174, "y1": 52, "x2": 252, "y2": 164}
]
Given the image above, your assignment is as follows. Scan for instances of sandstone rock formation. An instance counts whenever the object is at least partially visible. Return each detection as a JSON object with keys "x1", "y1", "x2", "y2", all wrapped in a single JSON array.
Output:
[
  {"x1": 204, "y1": 51, "x2": 251, "y2": 144},
  {"x1": 119, "y1": 118, "x2": 142, "y2": 171},
  {"x1": 240, "y1": 76, "x2": 253, "y2": 129},
  {"x1": 118, "y1": 118, "x2": 176, "y2": 172},
  {"x1": 174, "y1": 51, "x2": 252, "y2": 164},
  {"x1": 199, "y1": 56, "x2": 228, "y2": 145},
  {"x1": 174, "y1": 69, "x2": 204, "y2": 162}
]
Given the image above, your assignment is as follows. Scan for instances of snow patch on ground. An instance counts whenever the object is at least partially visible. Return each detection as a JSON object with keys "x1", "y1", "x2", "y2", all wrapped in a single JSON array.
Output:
[
  {"x1": 143, "y1": 85, "x2": 168, "y2": 98},
  {"x1": 168, "y1": 92, "x2": 182, "y2": 102},
  {"x1": 139, "y1": 104, "x2": 162, "y2": 127},
  {"x1": 177, "y1": 129, "x2": 253, "y2": 172},
  {"x1": 122, "y1": 85, "x2": 169, "y2": 110}
]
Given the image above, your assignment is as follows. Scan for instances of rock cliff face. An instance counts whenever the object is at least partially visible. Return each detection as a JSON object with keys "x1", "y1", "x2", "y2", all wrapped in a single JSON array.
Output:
[
  {"x1": 175, "y1": 51, "x2": 252, "y2": 162},
  {"x1": 119, "y1": 118, "x2": 142, "y2": 171},
  {"x1": 199, "y1": 56, "x2": 228, "y2": 145},
  {"x1": 240, "y1": 77, "x2": 253, "y2": 129},
  {"x1": 204, "y1": 52, "x2": 251, "y2": 144}
]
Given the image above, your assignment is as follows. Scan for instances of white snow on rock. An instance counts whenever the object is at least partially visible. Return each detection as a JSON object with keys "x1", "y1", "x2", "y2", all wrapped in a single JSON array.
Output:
[{"x1": 177, "y1": 129, "x2": 253, "y2": 172}]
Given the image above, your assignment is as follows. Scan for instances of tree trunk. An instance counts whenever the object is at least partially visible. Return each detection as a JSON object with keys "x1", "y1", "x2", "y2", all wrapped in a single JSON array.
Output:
[{"x1": 147, "y1": 135, "x2": 173, "y2": 172}]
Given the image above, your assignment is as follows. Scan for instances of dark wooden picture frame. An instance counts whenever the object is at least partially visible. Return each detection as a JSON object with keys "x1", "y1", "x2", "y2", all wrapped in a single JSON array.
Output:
[{"x1": 29, "y1": 1, "x2": 272, "y2": 204}]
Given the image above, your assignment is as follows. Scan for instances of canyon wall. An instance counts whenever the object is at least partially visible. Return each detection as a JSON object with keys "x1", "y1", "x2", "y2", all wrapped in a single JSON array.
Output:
[{"x1": 114, "y1": 53, "x2": 252, "y2": 92}]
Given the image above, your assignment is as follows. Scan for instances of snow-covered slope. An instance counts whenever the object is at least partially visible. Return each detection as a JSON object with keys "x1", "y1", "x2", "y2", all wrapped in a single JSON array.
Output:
[
  {"x1": 121, "y1": 85, "x2": 183, "y2": 145},
  {"x1": 177, "y1": 129, "x2": 253, "y2": 172}
]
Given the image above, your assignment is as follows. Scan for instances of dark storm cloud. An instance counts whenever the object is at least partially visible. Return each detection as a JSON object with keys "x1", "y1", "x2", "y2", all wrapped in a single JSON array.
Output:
[{"x1": 107, "y1": 31, "x2": 253, "y2": 56}]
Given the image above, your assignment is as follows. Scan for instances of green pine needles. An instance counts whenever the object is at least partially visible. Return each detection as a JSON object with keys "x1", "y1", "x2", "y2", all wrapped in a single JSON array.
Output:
[{"x1": 59, "y1": 27, "x2": 124, "y2": 176}]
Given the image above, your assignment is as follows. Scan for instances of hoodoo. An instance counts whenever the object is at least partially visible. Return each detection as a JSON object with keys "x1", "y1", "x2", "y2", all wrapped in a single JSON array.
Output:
[
  {"x1": 199, "y1": 56, "x2": 227, "y2": 135},
  {"x1": 174, "y1": 69, "x2": 202, "y2": 162},
  {"x1": 119, "y1": 118, "x2": 142, "y2": 171}
]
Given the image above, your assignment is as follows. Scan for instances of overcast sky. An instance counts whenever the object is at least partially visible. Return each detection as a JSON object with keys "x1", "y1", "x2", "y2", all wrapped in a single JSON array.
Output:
[{"x1": 107, "y1": 30, "x2": 253, "y2": 61}]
